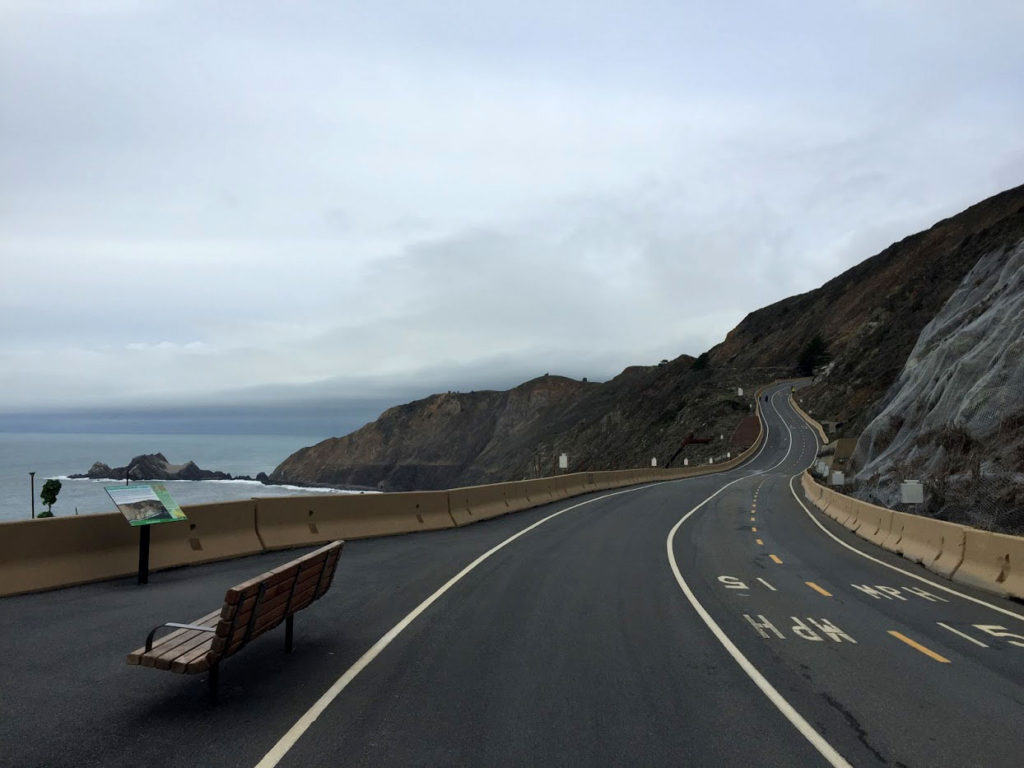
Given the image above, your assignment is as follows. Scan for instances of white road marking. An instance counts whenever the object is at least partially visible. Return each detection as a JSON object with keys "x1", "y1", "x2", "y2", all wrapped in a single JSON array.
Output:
[
  {"x1": 719, "y1": 575, "x2": 750, "y2": 590},
  {"x1": 256, "y1": 384, "x2": 785, "y2": 767},
  {"x1": 666, "y1": 386, "x2": 853, "y2": 768},
  {"x1": 785, "y1": 414, "x2": 1024, "y2": 624},
  {"x1": 787, "y1": 476, "x2": 1024, "y2": 623},
  {"x1": 937, "y1": 622, "x2": 988, "y2": 647},
  {"x1": 973, "y1": 624, "x2": 1024, "y2": 647},
  {"x1": 254, "y1": 482, "x2": 663, "y2": 767},
  {"x1": 757, "y1": 577, "x2": 777, "y2": 591}
]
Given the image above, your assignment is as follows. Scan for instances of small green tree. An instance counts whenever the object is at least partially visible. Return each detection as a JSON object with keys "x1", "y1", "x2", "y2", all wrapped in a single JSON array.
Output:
[
  {"x1": 40, "y1": 478, "x2": 62, "y2": 517},
  {"x1": 797, "y1": 335, "x2": 831, "y2": 376}
]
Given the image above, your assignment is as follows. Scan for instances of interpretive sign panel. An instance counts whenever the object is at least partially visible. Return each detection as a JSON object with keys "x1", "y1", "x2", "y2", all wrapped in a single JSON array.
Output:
[{"x1": 106, "y1": 483, "x2": 187, "y2": 526}]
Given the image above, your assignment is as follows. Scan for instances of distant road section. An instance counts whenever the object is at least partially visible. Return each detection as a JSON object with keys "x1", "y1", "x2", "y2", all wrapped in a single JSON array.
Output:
[{"x1": 2, "y1": 384, "x2": 1022, "y2": 767}]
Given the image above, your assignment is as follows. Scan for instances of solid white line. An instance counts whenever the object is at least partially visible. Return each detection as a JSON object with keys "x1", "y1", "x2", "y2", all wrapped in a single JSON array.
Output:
[
  {"x1": 253, "y1": 483, "x2": 669, "y2": 767},
  {"x1": 936, "y1": 622, "x2": 989, "y2": 648},
  {"x1": 665, "y1": 391, "x2": 853, "y2": 768},
  {"x1": 256, "y1": 384, "x2": 783, "y2": 767},
  {"x1": 785, "y1": 414, "x2": 1024, "y2": 624}
]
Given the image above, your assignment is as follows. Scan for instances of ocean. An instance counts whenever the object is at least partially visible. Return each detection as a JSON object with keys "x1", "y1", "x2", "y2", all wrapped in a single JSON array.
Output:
[{"x1": 0, "y1": 432, "x2": 354, "y2": 523}]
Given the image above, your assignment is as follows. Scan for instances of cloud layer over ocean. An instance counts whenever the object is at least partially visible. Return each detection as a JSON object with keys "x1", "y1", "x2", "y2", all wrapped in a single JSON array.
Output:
[{"x1": 2, "y1": 1, "x2": 1023, "y2": 410}]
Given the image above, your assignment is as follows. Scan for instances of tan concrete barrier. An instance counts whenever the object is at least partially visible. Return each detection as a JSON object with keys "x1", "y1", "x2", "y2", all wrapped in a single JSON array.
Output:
[
  {"x1": 255, "y1": 491, "x2": 453, "y2": 550},
  {"x1": 0, "y1": 501, "x2": 263, "y2": 596},
  {"x1": 790, "y1": 395, "x2": 828, "y2": 444},
  {"x1": 149, "y1": 500, "x2": 263, "y2": 570},
  {"x1": 449, "y1": 481, "x2": 537, "y2": 526},
  {"x1": 797, "y1": 472, "x2": 1024, "y2": 596},
  {"x1": 953, "y1": 529, "x2": 1023, "y2": 597},
  {"x1": 847, "y1": 501, "x2": 892, "y2": 548},
  {"x1": 519, "y1": 476, "x2": 559, "y2": 503},
  {"x1": 2, "y1": 382, "x2": 771, "y2": 597},
  {"x1": 891, "y1": 512, "x2": 966, "y2": 577},
  {"x1": 0, "y1": 513, "x2": 137, "y2": 596}
]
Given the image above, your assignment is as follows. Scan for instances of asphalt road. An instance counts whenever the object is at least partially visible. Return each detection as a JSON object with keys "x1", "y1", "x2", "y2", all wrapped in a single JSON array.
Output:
[{"x1": 2, "y1": 383, "x2": 1022, "y2": 767}]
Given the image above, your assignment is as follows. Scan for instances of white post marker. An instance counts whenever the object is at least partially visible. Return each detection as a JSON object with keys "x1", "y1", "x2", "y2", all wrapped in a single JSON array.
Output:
[
  {"x1": 900, "y1": 480, "x2": 924, "y2": 504},
  {"x1": 651, "y1": 457, "x2": 657, "y2": 467},
  {"x1": 558, "y1": 453, "x2": 568, "y2": 470}
]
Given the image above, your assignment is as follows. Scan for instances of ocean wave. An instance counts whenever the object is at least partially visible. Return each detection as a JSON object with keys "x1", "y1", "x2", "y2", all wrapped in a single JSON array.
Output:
[{"x1": 61, "y1": 475, "x2": 375, "y2": 494}]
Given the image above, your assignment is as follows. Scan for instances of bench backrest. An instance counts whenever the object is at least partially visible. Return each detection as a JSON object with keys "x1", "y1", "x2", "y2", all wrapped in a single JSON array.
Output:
[{"x1": 209, "y1": 540, "x2": 343, "y2": 663}]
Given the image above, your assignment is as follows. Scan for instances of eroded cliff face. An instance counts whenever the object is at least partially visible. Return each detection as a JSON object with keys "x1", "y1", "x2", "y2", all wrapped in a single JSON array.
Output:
[
  {"x1": 714, "y1": 185, "x2": 1024, "y2": 436},
  {"x1": 852, "y1": 238, "x2": 1024, "y2": 532},
  {"x1": 272, "y1": 184, "x2": 1024, "y2": 499},
  {"x1": 271, "y1": 364, "x2": 770, "y2": 491},
  {"x1": 270, "y1": 376, "x2": 594, "y2": 489}
]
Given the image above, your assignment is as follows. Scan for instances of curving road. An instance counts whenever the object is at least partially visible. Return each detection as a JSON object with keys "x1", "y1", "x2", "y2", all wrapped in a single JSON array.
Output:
[{"x1": 3, "y1": 383, "x2": 1023, "y2": 767}]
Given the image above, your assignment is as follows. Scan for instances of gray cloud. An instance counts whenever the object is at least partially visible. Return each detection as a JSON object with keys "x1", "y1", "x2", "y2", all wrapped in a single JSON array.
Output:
[{"x1": 1, "y1": 1, "x2": 1023, "y2": 412}]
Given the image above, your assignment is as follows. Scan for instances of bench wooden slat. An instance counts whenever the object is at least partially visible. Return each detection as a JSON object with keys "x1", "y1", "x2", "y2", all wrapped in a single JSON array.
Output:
[
  {"x1": 127, "y1": 541, "x2": 343, "y2": 686},
  {"x1": 149, "y1": 629, "x2": 216, "y2": 671},
  {"x1": 126, "y1": 609, "x2": 221, "y2": 666},
  {"x1": 212, "y1": 547, "x2": 339, "y2": 657},
  {"x1": 219, "y1": 563, "x2": 323, "y2": 625},
  {"x1": 169, "y1": 639, "x2": 216, "y2": 674},
  {"x1": 218, "y1": 565, "x2": 325, "y2": 633},
  {"x1": 213, "y1": 581, "x2": 321, "y2": 655},
  {"x1": 224, "y1": 547, "x2": 331, "y2": 600}
]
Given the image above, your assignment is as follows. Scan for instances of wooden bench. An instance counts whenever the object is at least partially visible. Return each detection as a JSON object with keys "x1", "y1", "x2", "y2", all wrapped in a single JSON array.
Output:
[{"x1": 127, "y1": 540, "x2": 343, "y2": 700}]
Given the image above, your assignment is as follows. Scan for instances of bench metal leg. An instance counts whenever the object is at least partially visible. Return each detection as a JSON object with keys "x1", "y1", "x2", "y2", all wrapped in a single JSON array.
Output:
[
  {"x1": 285, "y1": 614, "x2": 294, "y2": 654},
  {"x1": 208, "y1": 662, "x2": 220, "y2": 704}
]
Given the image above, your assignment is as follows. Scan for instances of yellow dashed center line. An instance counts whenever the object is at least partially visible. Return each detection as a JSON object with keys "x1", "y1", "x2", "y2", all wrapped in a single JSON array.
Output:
[
  {"x1": 756, "y1": 538, "x2": 764, "y2": 546},
  {"x1": 805, "y1": 581, "x2": 832, "y2": 597},
  {"x1": 769, "y1": 554, "x2": 783, "y2": 564},
  {"x1": 888, "y1": 631, "x2": 951, "y2": 663},
  {"x1": 751, "y1": 526, "x2": 757, "y2": 532}
]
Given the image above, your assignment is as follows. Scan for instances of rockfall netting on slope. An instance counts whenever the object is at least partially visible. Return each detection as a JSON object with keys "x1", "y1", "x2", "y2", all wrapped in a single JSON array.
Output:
[{"x1": 852, "y1": 238, "x2": 1024, "y2": 534}]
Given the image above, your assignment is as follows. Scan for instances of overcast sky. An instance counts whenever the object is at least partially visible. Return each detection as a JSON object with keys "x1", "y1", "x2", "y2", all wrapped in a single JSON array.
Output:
[{"x1": 2, "y1": 1, "x2": 1022, "y2": 414}]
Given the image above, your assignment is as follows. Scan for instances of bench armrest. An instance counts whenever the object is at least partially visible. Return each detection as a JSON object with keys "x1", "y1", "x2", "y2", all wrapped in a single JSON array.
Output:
[{"x1": 145, "y1": 622, "x2": 216, "y2": 652}]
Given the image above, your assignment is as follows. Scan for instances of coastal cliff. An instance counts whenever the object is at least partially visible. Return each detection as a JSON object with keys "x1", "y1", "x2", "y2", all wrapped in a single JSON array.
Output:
[{"x1": 273, "y1": 184, "x2": 1024, "y2": 518}]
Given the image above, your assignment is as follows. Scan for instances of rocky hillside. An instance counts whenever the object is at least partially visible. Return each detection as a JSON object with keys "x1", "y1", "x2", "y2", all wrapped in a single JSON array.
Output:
[
  {"x1": 273, "y1": 376, "x2": 589, "y2": 489},
  {"x1": 273, "y1": 184, "x2": 1024, "y2": 500},
  {"x1": 719, "y1": 184, "x2": 1024, "y2": 436},
  {"x1": 271, "y1": 368, "x2": 770, "y2": 490},
  {"x1": 851, "y1": 237, "x2": 1024, "y2": 533}
]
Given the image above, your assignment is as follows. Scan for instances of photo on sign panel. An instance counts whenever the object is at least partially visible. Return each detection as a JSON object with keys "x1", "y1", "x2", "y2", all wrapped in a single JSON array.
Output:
[{"x1": 105, "y1": 483, "x2": 187, "y2": 526}]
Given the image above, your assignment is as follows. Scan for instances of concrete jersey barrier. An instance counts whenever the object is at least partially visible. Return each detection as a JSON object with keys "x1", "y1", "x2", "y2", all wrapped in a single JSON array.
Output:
[
  {"x1": 953, "y1": 529, "x2": 1024, "y2": 598},
  {"x1": 790, "y1": 394, "x2": 828, "y2": 445},
  {"x1": 149, "y1": 500, "x2": 263, "y2": 571},
  {"x1": 800, "y1": 471, "x2": 1022, "y2": 600},
  {"x1": 2, "y1": 384, "x2": 769, "y2": 597},
  {"x1": 255, "y1": 491, "x2": 454, "y2": 550},
  {"x1": 0, "y1": 513, "x2": 138, "y2": 597},
  {"x1": 0, "y1": 500, "x2": 265, "y2": 597}
]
